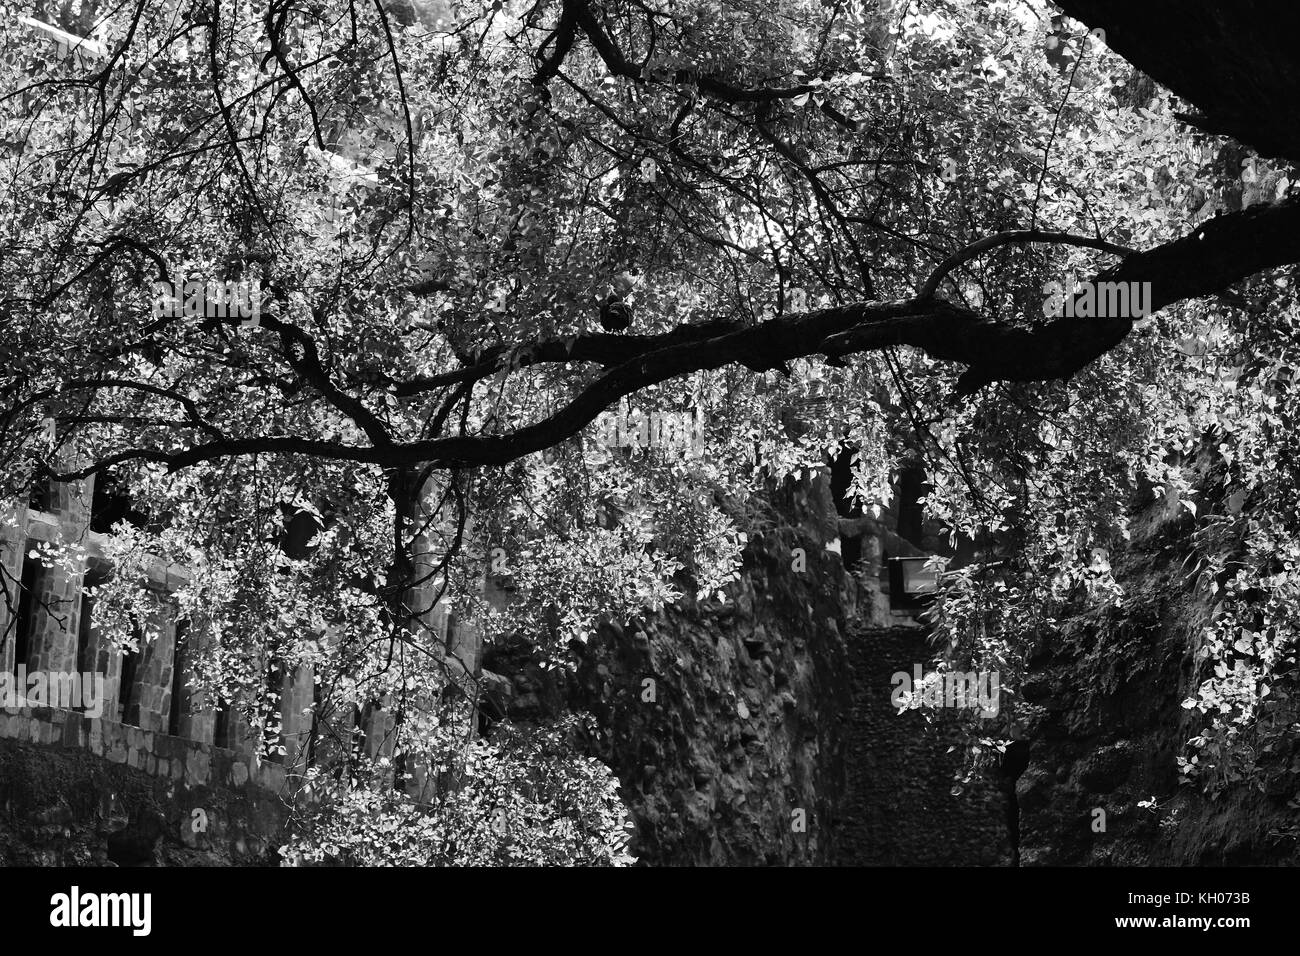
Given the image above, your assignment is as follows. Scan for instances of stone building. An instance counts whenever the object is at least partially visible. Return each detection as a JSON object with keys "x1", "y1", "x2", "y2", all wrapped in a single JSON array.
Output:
[{"x1": 0, "y1": 467, "x2": 488, "y2": 800}]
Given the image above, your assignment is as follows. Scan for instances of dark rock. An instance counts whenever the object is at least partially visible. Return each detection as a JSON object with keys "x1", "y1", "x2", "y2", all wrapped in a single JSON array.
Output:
[{"x1": 487, "y1": 473, "x2": 854, "y2": 865}]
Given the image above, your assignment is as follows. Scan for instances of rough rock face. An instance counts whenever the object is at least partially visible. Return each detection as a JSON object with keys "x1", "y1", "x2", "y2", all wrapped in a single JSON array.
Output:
[
  {"x1": 487, "y1": 474, "x2": 855, "y2": 865},
  {"x1": 1018, "y1": 482, "x2": 1300, "y2": 865},
  {"x1": 0, "y1": 737, "x2": 286, "y2": 866},
  {"x1": 2, "y1": 472, "x2": 857, "y2": 868},
  {"x1": 835, "y1": 624, "x2": 1006, "y2": 866}
]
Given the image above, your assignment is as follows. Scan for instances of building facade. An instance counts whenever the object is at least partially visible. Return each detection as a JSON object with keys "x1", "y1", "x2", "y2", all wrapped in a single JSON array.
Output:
[{"x1": 0, "y1": 468, "x2": 491, "y2": 800}]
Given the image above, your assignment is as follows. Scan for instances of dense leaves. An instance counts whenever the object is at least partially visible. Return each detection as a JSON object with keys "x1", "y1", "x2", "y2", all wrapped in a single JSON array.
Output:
[{"x1": 4, "y1": 0, "x2": 1300, "y2": 859}]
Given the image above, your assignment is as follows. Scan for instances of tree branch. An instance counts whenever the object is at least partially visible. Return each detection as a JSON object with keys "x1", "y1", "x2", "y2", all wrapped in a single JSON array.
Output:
[
  {"x1": 52, "y1": 196, "x2": 1300, "y2": 478},
  {"x1": 918, "y1": 230, "x2": 1135, "y2": 300}
]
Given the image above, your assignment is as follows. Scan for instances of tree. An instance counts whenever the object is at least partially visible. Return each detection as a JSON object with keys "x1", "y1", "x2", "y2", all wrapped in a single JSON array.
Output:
[{"x1": 4, "y1": 0, "x2": 1300, "y2": 860}]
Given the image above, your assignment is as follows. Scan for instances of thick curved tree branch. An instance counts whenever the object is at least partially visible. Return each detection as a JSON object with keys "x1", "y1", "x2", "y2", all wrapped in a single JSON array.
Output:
[
  {"x1": 49, "y1": 191, "x2": 1300, "y2": 481},
  {"x1": 531, "y1": 0, "x2": 580, "y2": 87},
  {"x1": 259, "y1": 314, "x2": 394, "y2": 447},
  {"x1": 947, "y1": 196, "x2": 1300, "y2": 393}
]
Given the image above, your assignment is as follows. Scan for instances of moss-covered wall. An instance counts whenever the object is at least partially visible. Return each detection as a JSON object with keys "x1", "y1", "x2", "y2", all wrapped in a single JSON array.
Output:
[
  {"x1": 1018, "y1": 473, "x2": 1300, "y2": 865},
  {"x1": 0, "y1": 711, "x2": 287, "y2": 866}
]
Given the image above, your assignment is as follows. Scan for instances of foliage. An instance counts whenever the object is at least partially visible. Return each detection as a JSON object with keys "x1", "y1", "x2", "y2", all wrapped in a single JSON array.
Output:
[
  {"x1": 283, "y1": 711, "x2": 636, "y2": 866},
  {"x1": 3, "y1": 0, "x2": 1300, "y2": 854}
]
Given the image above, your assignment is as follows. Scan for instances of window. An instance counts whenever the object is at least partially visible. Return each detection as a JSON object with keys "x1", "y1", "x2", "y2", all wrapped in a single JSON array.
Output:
[
  {"x1": 167, "y1": 620, "x2": 189, "y2": 738},
  {"x1": 11, "y1": 544, "x2": 40, "y2": 673},
  {"x1": 27, "y1": 466, "x2": 53, "y2": 514},
  {"x1": 891, "y1": 556, "x2": 940, "y2": 596},
  {"x1": 830, "y1": 448, "x2": 864, "y2": 572},
  {"x1": 75, "y1": 567, "x2": 109, "y2": 675},
  {"x1": 213, "y1": 701, "x2": 231, "y2": 748},
  {"x1": 896, "y1": 465, "x2": 927, "y2": 549},
  {"x1": 90, "y1": 470, "x2": 152, "y2": 534},
  {"x1": 117, "y1": 619, "x2": 142, "y2": 725}
]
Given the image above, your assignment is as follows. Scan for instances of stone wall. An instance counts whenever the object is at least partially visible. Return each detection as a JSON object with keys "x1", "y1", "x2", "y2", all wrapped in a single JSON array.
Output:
[
  {"x1": 21, "y1": 476, "x2": 91, "y2": 676},
  {"x1": 2, "y1": 465, "x2": 1021, "y2": 867},
  {"x1": 0, "y1": 708, "x2": 289, "y2": 865},
  {"x1": 482, "y1": 471, "x2": 1023, "y2": 866},
  {"x1": 0, "y1": 479, "x2": 198, "y2": 739},
  {"x1": 1017, "y1": 480, "x2": 1300, "y2": 866},
  {"x1": 0, "y1": 477, "x2": 310, "y2": 865},
  {"x1": 486, "y1": 473, "x2": 857, "y2": 865},
  {"x1": 0, "y1": 479, "x2": 486, "y2": 863},
  {"x1": 0, "y1": 707, "x2": 290, "y2": 793},
  {"x1": 834, "y1": 623, "x2": 1007, "y2": 865},
  {"x1": 1, "y1": 489, "x2": 347, "y2": 764}
]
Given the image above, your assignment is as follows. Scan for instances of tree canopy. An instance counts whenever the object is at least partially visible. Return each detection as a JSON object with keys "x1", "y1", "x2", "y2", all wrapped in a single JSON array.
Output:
[{"x1": 4, "y1": 0, "x2": 1300, "y2": 863}]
